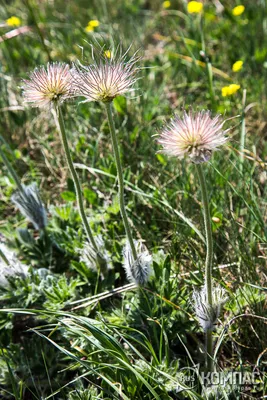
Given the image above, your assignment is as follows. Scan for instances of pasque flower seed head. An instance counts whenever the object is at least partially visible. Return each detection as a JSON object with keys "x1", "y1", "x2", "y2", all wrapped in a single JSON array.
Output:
[
  {"x1": 73, "y1": 45, "x2": 140, "y2": 103},
  {"x1": 23, "y1": 62, "x2": 74, "y2": 108},
  {"x1": 158, "y1": 110, "x2": 228, "y2": 163}
]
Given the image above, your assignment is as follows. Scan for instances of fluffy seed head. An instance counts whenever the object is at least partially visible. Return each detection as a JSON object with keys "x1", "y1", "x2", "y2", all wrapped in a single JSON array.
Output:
[
  {"x1": 123, "y1": 240, "x2": 152, "y2": 286},
  {"x1": 158, "y1": 110, "x2": 228, "y2": 163},
  {"x1": 11, "y1": 183, "x2": 47, "y2": 230},
  {"x1": 192, "y1": 283, "x2": 228, "y2": 331},
  {"x1": 23, "y1": 62, "x2": 74, "y2": 108},
  {"x1": 73, "y1": 46, "x2": 140, "y2": 103}
]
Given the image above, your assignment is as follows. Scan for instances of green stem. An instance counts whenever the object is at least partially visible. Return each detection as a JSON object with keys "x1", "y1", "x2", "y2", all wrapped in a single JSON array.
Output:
[
  {"x1": 24, "y1": 0, "x2": 51, "y2": 62},
  {"x1": 0, "y1": 247, "x2": 10, "y2": 266},
  {"x1": 52, "y1": 104, "x2": 98, "y2": 251},
  {"x1": 199, "y1": 13, "x2": 206, "y2": 54},
  {"x1": 105, "y1": 102, "x2": 137, "y2": 260},
  {"x1": 199, "y1": 14, "x2": 216, "y2": 110},
  {"x1": 207, "y1": 61, "x2": 215, "y2": 108},
  {"x1": 196, "y1": 163, "x2": 213, "y2": 371},
  {"x1": 0, "y1": 139, "x2": 25, "y2": 194},
  {"x1": 240, "y1": 89, "x2": 247, "y2": 173},
  {"x1": 206, "y1": 330, "x2": 213, "y2": 371}
]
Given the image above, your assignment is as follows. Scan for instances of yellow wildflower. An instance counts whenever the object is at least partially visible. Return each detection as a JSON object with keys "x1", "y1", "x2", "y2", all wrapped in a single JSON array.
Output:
[
  {"x1": 228, "y1": 84, "x2": 241, "y2": 95},
  {"x1": 104, "y1": 50, "x2": 111, "y2": 58},
  {"x1": 5, "y1": 16, "x2": 21, "y2": 27},
  {"x1": 162, "y1": 1, "x2": 171, "y2": 8},
  {"x1": 85, "y1": 25, "x2": 94, "y2": 32},
  {"x1": 85, "y1": 19, "x2": 100, "y2": 32},
  {"x1": 221, "y1": 87, "x2": 229, "y2": 97},
  {"x1": 232, "y1": 60, "x2": 243, "y2": 72},
  {"x1": 232, "y1": 5, "x2": 245, "y2": 16},
  {"x1": 187, "y1": 1, "x2": 203, "y2": 14},
  {"x1": 88, "y1": 20, "x2": 99, "y2": 27},
  {"x1": 221, "y1": 84, "x2": 240, "y2": 97}
]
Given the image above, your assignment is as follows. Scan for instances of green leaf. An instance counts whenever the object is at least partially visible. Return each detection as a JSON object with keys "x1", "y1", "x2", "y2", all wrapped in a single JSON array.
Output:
[
  {"x1": 113, "y1": 96, "x2": 126, "y2": 114},
  {"x1": 156, "y1": 153, "x2": 167, "y2": 166},
  {"x1": 17, "y1": 228, "x2": 35, "y2": 245},
  {"x1": 106, "y1": 194, "x2": 120, "y2": 215},
  {"x1": 14, "y1": 150, "x2": 22, "y2": 159},
  {"x1": 61, "y1": 191, "x2": 76, "y2": 202},
  {"x1": 83, "y1": 188, "x2": 97, "y2": 205}
]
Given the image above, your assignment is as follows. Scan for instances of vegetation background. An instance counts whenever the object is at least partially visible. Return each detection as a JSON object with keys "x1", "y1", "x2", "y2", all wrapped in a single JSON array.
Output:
[{"x1": 0, "y1": 0, "x2": 266, "y2": 398}]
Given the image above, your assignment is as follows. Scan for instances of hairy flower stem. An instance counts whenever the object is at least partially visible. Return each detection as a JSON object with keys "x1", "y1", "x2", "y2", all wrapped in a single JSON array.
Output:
[
  {"x1": 196, "y1": 163, "x2": 213, "y2": 372},
  {"x1": 0, "y1": 139, "x2": 25, "y2": 194},
  {"x1": 52, "y1": 104, "x2": 98, "y2": 252},
  {"x1": 105, "y1": 102, "x2": 137, "y2": 260}
]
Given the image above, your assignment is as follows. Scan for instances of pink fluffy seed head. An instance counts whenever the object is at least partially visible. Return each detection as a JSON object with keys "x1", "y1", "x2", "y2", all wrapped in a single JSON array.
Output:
[
  {"x1": 158, "y1": 110, "x2": 229, "y2": 163},
  {"x1": 23, "y1": 63, "x2": 74, "y2": 108},
  {"x1": 72, "y1": 46, "x2": 140, "y2": 103}
]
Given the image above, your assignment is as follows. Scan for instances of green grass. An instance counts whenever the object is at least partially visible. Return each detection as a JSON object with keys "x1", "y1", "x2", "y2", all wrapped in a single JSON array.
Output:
[{"x1": 0, "y1": 0, "x2": 267, "y2": 398}]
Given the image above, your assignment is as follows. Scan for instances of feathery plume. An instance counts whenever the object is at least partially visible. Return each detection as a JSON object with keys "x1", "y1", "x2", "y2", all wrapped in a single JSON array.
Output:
[
  {"x1": 158, "y1": 110, "x2": 228, "y2": 163},
  {"x1": 192, "y1": 283, "x2": 228, "y2": 331},
  {"x1": 22, "y1": 62, "x2": 74, "y2": 108},
  {"x1": 11, "y1": 183, "x2": 47, "y2": 230},
  {"x1": 123, "y1": 240, "x2": 152, "y2": 286},
  {"x1": 73, "y1": 45, "x2": 140, "y2": 103}
]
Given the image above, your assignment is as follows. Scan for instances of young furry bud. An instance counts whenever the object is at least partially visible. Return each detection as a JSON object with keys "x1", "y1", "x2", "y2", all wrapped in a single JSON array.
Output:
[
  {"x1": 79, "y1": 235, "x2": 111, "y2": 274},
  {"x1": 123, "y1": 240, "x2": 152, "y2": 286},
  {"x1": 192, "y1": 283, "x2": 228, "y2": 331},
  {"x1": 0, "y1": 243, "x2": 29, "y2": 287},
  {"x1": 11, "y1": 183, "x2": 47, "y2": 230}
]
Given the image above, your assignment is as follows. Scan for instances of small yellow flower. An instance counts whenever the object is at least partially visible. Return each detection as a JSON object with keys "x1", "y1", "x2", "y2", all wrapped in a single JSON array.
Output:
[
  {"x1": 88, "y1": 19, "x2": 99, "y2": 27},
  {"x1": 85, "y1": 20, "x2": 100, "y2": 32},
  {"x1": 162, "y1": 1, "x2": 171, "y2": 8},
  {"x1": 221, "y1": 87, "x2": 229, "y2": 97},
  {"x1": 187, "y1": 1, "x2": 203, "y2": 14},
  {"x1": 232, "y1": 5, "x2": 245, "y2": 16},
  {"x1": 85, "y1": 25, "x2": 94, "y2": 32},
  {"x1": 104, "y1": 50, "x2": 111, "y2": 58},
  {"x1": 5, "y1": 16, "x2": 21, "y2": 27},
  {"x1": 232, "y1": 60, "x2": 243, "y2": 72},
  {"x1": 221, "y1": 84, "x2": 240, "y2": 97},
  {"x1": 228, "y1": 84, "x2": 241, "y2": 95}
]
